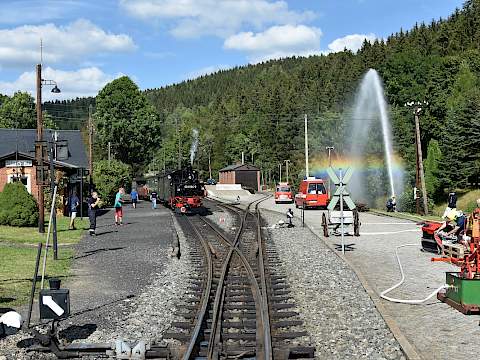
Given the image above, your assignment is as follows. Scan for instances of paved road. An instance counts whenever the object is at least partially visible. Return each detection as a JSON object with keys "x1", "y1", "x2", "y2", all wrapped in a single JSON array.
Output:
[{"x1": 258, "y1": 197, "x2": 480, "y2": 360}]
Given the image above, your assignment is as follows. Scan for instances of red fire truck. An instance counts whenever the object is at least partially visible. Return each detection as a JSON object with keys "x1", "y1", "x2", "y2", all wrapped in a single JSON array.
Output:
[
  {"x1": 294, "y1": 177, "x2": 329, "y2": 209},
  {"x1": 275, "y1": 182, "x2": 294, "y2": 204}
]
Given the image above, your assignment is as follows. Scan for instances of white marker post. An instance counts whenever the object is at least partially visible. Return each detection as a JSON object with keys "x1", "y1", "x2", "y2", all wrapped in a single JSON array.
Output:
[{"x1": 339, "y1": 168, "x2": 345, "y2": 255}]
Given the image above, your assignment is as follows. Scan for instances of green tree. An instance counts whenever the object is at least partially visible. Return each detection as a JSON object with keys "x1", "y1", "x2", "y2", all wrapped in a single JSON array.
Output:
[
  {"x1": 93, "y1": 159, "x2": 132, "y2": 205},
  {"x1": 424, "y1": 139, "x2": 443, "y2": 199},
  {"x1": 0, "y1": 92, "x2": 36, "y2": 128},
  {"x1": 94, "y1": 77, "x2": 161, "y2": 171}
]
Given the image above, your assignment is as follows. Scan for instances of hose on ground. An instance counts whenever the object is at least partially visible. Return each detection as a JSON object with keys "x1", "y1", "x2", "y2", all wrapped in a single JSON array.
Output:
[{"x1": 380, "y1": 243, "x2": 450, "y2": 304}]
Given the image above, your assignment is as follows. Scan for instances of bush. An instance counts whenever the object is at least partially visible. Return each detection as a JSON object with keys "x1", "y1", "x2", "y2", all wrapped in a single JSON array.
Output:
[
  {"x1": 93, "y1": 160, "x2": 132, "y2": 205},
  {"x1": 397, "y1": 186, "x2": 434, "y2": 214},
  {"x1": 0, "y1": 182, "x2": 38, "y2": 226}
]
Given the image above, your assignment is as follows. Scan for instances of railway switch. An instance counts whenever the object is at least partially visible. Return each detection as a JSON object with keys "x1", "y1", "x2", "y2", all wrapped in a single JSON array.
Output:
[{"x1": 39, "y1": 278, "x2": 70, "y2": 320}]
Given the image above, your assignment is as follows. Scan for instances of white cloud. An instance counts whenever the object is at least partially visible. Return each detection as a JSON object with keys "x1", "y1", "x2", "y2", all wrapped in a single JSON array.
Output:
[
  {"x1": 119, "y1": 0, "x2": 315, "y2": 38},
  {"x1": 224, "y1": 24, "x2": 322, "y2": 63},
  {"x1": 328, "y1": 33, "x2": 376, "y2": 53},
  {"x1": 186, "y1": 64, "x2": 231, "y2": 80},
  {"x1": 0, "y1": 19, "x2": 136, "y2": 68},
  {"x1": 0, "y1": 67, "x2": 121, "y2": 101}
]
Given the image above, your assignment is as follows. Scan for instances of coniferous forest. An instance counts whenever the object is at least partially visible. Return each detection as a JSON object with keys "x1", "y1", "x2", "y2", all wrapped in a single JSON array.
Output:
[
  {"x1": 1, "y1": 0, "x2": 479, "y2": 209},
  {"x1": 140, "y1": 0, "x2": 480, "y2": 208}
]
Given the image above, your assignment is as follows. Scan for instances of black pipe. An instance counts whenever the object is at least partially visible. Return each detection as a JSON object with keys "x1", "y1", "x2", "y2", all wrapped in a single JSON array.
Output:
[{"x1": 25, "y1": 242, "x2": 42, "y2": 329}]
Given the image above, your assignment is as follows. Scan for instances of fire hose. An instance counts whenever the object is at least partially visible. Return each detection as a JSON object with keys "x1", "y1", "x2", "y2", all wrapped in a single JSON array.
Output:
[{"x1": 380, "y1": 244, "x2": 450, "y2": 304}]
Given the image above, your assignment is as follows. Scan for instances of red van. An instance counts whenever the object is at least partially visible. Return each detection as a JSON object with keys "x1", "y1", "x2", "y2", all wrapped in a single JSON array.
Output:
[
  {"x1": 275, "y1": 182, "x2": 293, "y2": 204},
  {"x1": 294, "y1": 178, "x2": 329, "y2": 209}
]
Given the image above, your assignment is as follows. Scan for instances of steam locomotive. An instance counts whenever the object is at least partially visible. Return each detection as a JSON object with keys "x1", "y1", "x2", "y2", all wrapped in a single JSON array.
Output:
[{"x1": 144, "y1": 166, "x2": 204, "y2": 213}]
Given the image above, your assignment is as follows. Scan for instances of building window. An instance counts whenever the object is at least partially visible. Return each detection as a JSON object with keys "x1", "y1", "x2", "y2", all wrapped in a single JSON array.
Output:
[{"x1": 8, "y1": 174, "x2": 31, "y2": 194}]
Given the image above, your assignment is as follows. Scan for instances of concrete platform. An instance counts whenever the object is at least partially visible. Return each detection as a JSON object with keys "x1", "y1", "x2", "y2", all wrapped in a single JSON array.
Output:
[
  {"x1": 204, "y1": 184, "x2": 253, "y2": 201},
  {"x1": 251, "y1": 195, "x2": 480, "y2": 360}
]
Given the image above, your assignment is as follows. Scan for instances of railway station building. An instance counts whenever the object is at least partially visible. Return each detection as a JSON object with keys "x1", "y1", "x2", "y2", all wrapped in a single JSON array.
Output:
[
  {"x1": 0, "y1": 129, "x2": 88, "y2": 214},
  {"x1": 219, "y1": 164, "x2": 261, "y2": 192}
]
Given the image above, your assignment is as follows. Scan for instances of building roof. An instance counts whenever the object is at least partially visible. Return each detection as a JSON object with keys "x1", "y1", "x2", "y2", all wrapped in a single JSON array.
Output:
[
  {"x1": 219, "y1": 164, "x2": 260, "y2": 172},
  {"x1": 0, "y1": 129, "x2": 88, "y2": 168}
]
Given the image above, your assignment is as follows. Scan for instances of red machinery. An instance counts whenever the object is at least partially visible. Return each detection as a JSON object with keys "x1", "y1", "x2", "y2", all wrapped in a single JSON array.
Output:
[{"x1": 431, "y1": 209, "x2": 480, "y2": 313}]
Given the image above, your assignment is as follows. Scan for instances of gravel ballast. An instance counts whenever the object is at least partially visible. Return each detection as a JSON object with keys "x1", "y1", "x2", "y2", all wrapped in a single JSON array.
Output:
[
  {"x1": 85, "y1": 212, "x2": 192, "y2": 344},
  {"x1": 262, "y1": 210, "x2": 405, "y2": 360}
]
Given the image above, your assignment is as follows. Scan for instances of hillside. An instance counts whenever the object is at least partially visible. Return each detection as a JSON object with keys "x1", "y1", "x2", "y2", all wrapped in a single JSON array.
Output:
[{"x1": 142, "y1": 0, "x2": 480, "y2": 207}]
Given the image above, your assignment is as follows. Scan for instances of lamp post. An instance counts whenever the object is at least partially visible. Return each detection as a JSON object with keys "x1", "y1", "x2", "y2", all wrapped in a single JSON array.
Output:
[
  {"x1": 35, "y1": 63, "x2": 61, "y2": 233},
  {"x1": 405, "y1": 101, "x2": 429, "y2": 215}
]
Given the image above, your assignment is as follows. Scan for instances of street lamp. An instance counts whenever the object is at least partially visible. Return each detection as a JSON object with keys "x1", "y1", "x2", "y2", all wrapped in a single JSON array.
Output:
[{"x1": 36, "y1": 63, "x2": 61, "y2": 233}]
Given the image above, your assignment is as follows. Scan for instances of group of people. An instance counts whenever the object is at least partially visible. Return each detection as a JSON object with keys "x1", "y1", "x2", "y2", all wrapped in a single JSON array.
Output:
[
  {"x1": 435, "y1": 192, "x2": 480, "y2": 243},
  {"x1": 67, "y1": 187, "x2": 143, "y2": 237}
]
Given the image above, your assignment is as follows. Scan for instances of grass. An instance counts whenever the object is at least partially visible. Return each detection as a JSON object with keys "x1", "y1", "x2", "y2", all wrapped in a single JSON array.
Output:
[
  {"x1": 0, "y1": 215, "x2": 86, "y2": 307},
  {"x1": 371, "y1": 189, "x2": 480, "y2": 222},
  {"x1": 0, "y1": 216, "x2": 88, "y2": 245},
  {"x1": 369, "y1": 208, "x2": 441, "y2": 222},
  {"x1": 432, "y1": 189, "x2": 480, "y2": 216},
  {"x1": 0, "y1": 246, "x2": 73, "y2": 306}
]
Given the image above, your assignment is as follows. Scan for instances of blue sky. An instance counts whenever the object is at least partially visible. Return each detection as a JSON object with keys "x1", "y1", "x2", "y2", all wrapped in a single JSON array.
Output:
[{"x1": 0, "y1": 0, "x2": 465, "y2": 100}]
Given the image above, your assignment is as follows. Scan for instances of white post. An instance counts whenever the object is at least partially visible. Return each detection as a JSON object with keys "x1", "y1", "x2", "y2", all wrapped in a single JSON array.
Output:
[
  {"x1": 304, "y1": 114, "x2": 309, "y2": 177},
  {"x1": 339, "y1": 169, "x2": 345, "y2": 255},
  {"x1": 242, "y1": 151, "x2": 244, "y2": 165},
  {"x1": 41, "y1": 185, "x2": 57, "y2": 289}
]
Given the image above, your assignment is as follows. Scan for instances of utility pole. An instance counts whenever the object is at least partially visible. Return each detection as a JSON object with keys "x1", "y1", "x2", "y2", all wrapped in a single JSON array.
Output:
[
  {"x1": 304, "y1": 114, "x2": 309, "y2": 178},
  {"x1": 163, "y1": 146, "x2": 166, "y2": 174},
  {"x1": 284, "y1": 160, "x2": 290, "y2": 183},
  {"x1": 208, "y1": 150, "x2": 212, "y2": 179},
  {"x1": 326, "y1": 146, "x2": 335, "y2": 195},
  {"x1": 48, "y1": 133, "x2": 58, "y2": 260},
  {"x1": 279, "y1": 163, "x2": 282, "y2": 183},
  {"x1": 36, "y1": 63, "x2": 45, "y2": 233},
  {"x1": 88, "y1": 104, "x2": 93, "y2": 189},
  {"x1": 108, "y1": 142, "x2": 111, "y2": 164},
  {"x1": 176, "y1": 115, "x2": 181, "y2": 169},
  {"x1": 405, "y1": 101, "x2": 429, "y2": 215}
]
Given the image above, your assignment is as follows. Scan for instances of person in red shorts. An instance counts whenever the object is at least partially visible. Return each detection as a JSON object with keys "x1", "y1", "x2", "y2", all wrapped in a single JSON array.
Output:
[{"x1": 114, "y1": 187, "x2": 125, "y2": 225}]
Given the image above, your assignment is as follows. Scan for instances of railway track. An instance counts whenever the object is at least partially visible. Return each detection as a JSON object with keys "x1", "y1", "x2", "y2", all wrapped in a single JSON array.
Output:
[{"x1": 165, "y1": 197, "x2": 315, "y2": 359}]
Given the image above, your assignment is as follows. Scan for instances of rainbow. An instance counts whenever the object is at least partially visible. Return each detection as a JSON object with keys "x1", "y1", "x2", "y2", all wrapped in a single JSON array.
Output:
[{"x1": 309, "y1": 153, "x2": 405, "y2": 179}]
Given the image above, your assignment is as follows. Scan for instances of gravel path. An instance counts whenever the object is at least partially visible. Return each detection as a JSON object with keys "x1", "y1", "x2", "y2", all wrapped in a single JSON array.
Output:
[
  {"x1": 261, "y1": 210, "x2": 405, "y2": 360},
  {"x1": 84, "y1": 212, "x2": 192, "y2": 345}
]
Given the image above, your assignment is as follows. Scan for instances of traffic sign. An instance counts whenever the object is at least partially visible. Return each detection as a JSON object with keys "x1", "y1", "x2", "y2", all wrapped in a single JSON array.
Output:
[{"x1": 327, "y1": 167, "x2": 356, "y2": 211}]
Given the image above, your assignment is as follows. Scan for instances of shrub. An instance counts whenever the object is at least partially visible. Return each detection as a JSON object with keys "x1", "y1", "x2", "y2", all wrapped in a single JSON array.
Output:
[
  {"x1": 0, "y1": 182, "x2": 38, "y2": 226},
  {"x1": 93, "y1": 160, "x2": 132, "y2": 205},
  {"x1": 397, "y1": 185, "x2": 434, "y2": 214}
]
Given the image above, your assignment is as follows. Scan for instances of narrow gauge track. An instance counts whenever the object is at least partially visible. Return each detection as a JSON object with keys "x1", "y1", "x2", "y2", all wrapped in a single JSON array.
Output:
[{"x1": 165, "y1": 197, "x2": 315, "y2": 360}]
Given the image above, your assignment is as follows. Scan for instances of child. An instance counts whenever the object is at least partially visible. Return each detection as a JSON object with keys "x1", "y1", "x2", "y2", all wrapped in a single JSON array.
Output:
[
  {"x1": 68, "y1": 191, "x2": 80, "y2": 230},
  {"x1": 114, "y1": 187, "x2": 125, "y2": 225},
  {"x1": 130, "y1": 188, "x2": 138, "y2": 209},
  {"x1": 150, "y1": 190, "x2": 158, "y2": 209}
]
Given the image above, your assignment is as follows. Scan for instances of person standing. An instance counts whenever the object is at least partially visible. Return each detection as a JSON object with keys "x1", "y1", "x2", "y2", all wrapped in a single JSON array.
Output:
[
  {"x1": 67, "y1": 191, "x2": 80, "y2": 230},
  {"x1": 114, "y1": 187, "x2": 125, "y2": 225},
  {"x1": 87, "y1": 191, "x2": 100, "y2": 236},
  {"x1": 130, "y1": 188, "x2": 138, "y2": 209},
  {"x1": 150, "y1": 190, "x2": 158, "y2": 209}
]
